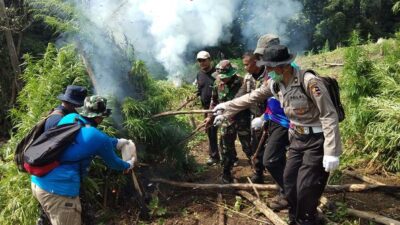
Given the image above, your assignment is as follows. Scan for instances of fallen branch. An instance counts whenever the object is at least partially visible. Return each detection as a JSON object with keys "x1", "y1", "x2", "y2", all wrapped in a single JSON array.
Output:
[
  {"x1": 217, "y1": 193, "x2": 225, "y2": 225},
  {"x1": 347, "y1": 208, "x2": 400, "y2": 225},
  {"x1": 150, "y1": 178, "x2": 279, "y2": 191},
  {"x1": 176, "y1": 95, "x2": 198, "y2": 111},
  {"x1": 207, "y1": 200, "x2": 270, "y2": 224},
  {"x1": 320, "y1": 196, "x2": 400, "y2": 225},
  {"x1": 238, "y1": 190, "x2": 287, "y2": 225},
  {"x1": 324, "y1": 62, "x2": 344, "y2": 67},
  {"x1": 247, "y1": 177, "x2": 260, "y2": 199},
  {"x1": 343, "y1": 169, "x2": 385, "y2": 185},
  {"x1": 150, "y1": 178, "x2": 400, "y2": 192},
  {"x1": 152, "y1": 109, "x2": 212, "y2": 118}
]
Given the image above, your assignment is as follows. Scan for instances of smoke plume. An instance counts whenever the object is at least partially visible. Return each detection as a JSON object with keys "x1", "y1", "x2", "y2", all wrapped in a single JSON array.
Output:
[{"x1": 75, "y1": 0, "x2": 303, "y2": 89}]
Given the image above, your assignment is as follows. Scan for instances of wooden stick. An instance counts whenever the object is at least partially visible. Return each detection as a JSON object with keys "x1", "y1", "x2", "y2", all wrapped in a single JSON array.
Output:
[
  {"x1": 152, "y1": 109, "x2": 213, "y2": 118},
  {"x1": 238, "y1": 190, "x2": 287, "y2": 225},
  {"x1": 347, "y1": 208, "x2": 400, "y2": 225},
  {"x1": 217, "y1": 193, "x2": 225, "y2": 225},
  {"x1": 251, "y1": 129, "x2": 267, "y2": 168},
  {"x1": 150, "y1": 178, "x2": 400, "y2": 192},
  {"x1": 150, "y1": 178, "x2": 279, "y2": 191},
  {"x1": 324, "y1": 63, "x2": 344, "y2": 67},
  {"x1": 343, "y1": 170, "x2": 385, "y2": 185},
  {"x1": 247, "y1": 177, "x2": 260, "y2": 199},
  {"x1": 176, "y1": 95, "x2": 197, "y2": 111},
  {"x1": 207, "y1": 200, "x2": 270, "y2": 224}
]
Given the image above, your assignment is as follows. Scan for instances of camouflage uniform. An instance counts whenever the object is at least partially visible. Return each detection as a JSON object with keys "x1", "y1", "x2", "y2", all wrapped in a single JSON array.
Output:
[{"x1": 209, "y1": 63, "x2": 251, "y2": 181}]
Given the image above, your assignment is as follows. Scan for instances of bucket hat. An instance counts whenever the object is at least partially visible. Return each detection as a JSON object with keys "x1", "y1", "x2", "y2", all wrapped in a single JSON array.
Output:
[
  {"x1": 256, "y1": 45, "x2": 296, "y2": 67},
  {"x1": 217, "y1": 60, "x2": 237, "y2": 79},
  {"x1": 78, "y1": 95, "x2": 112, "y2": 118},
  {"x1": 57, "y1": 85, "x2": 87, "y2": 106},
  {"x1": 253, "y1": 34, "x2": 280, "y2": 55}
]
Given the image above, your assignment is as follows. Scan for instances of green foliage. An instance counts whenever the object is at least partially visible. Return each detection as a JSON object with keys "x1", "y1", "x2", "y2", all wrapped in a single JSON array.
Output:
[
  {"x1": 340, "y1": 32, "x2": 400, "y2": 172},
  {"x1": 0, "y1": 44, "x2": 89, "y2": 225},
  {"x1": 26, "y1": 0, "x2": 78, "y2": 33},
  {"x1": 123, "y1": 61, "x2": 195, "y2": 171},
  {"x1": 149, "y1": 196, "x2": 167, "y2": 217}
]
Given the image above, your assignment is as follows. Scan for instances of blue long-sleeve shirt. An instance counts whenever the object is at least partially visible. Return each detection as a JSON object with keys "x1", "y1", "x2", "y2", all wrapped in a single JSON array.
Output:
[{"x1": 31, "y1": 113, "x2": 130, "y2": 197}]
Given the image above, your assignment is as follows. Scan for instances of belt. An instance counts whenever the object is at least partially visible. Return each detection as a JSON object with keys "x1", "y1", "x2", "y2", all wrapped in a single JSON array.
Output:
[{"x1": 291, "y1": 125, "x2": 323, "y2": 135}]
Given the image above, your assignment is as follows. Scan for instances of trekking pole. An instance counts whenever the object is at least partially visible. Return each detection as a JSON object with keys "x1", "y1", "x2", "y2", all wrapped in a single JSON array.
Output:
[{"x1": 152, "y1": 109, "x2": 212, "y2": 119}]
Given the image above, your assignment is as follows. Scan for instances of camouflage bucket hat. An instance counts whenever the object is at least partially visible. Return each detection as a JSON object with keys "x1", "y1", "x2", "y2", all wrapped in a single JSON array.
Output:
[
  {"x1": 218, "y1": 60, "x2": 237, "y2": 79},
  {"x1": 254, "y1": 34, "x2": 280, "y2": 55},
  {"x1": 78, "y1": 95, "x2": 112, "y2": 118}
]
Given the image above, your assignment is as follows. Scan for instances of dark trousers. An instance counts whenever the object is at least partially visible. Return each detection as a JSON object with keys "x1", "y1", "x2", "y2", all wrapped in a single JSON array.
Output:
[
  {"x1": 264, "y1": 122, "x2": 289, "y2": 193},
  {"x1": 284, "y1": 131, "x2": 329, "y2": 225},
  {"x1": 251, "y1": 127, "x2": 265, "y2": 176},
  {"x1": 206, "y1": 124, "x2": 219, "y2": 159}
]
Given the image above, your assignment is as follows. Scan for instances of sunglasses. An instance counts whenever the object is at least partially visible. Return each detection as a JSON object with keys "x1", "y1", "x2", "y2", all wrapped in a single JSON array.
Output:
[{"x1": 197, "y1": 58, "x2": 208, "y2": 62}]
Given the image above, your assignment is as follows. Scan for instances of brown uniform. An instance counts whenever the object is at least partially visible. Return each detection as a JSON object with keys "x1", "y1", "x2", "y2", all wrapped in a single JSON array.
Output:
[
  {"x1": 223, "y1": 69, "x2": 341, "y2": 156},
  {"x1": 221, "y1": 68, "x2": 342, "y2": 224}
]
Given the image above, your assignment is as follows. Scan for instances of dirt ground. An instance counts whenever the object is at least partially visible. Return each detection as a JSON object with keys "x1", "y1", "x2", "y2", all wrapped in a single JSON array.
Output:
[{"x1": 117, "y1": 139, "x2": 400, "y2": 225}]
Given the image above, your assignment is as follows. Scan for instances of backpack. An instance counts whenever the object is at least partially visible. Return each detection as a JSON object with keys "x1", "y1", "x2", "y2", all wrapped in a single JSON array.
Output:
[
  {"x1": 270, "y1": 69, "x2": 345, "y2": 122},
  {"x1": 23, "y1": 116, "x2": 84, "y2": 176},
  {"x1": 14, "y1": 110, "x2": 64, "y2": 172},
  {"x1": 299, "y1": 70, "x2": 345, "y2": 122}
]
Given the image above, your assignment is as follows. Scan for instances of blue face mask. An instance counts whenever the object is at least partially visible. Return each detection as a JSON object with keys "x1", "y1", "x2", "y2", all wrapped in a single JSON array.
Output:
[{"x1": 268, "y1": 71, "x2": 283, "y2": 82}]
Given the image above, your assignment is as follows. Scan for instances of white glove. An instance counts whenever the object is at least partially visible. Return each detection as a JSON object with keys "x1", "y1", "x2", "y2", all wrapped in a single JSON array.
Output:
[
  {"x1": 322, "y1": 155, "x2": 339, "y2": 172},
  {"x1": 213, "y1": 114, "x2": 226, "y2": 127},
  {"x1": 212, "y1": 103, "x2": 226, "y2": 115},
  {"x1": 116, "y1": 138, "x2": 129, "y2": 151},
  {"x1": 251, "y1": 116, "x2": 265, "y2": 130},
  {"x1": 121, "y1": 140, "x2": 137, "y2": 162},
  {"x1": 126, "y1": 157, "x2": 135, "y2": 169}
]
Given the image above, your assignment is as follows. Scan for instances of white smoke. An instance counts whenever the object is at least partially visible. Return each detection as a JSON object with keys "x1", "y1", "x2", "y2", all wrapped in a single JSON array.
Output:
[
  {"x1": 238, "y1": 0, "x2": 303, "y2": 50},
  {"x1": 80, "y1": 0, "x2": 240, "y2": 85},
  {"x1": 73, "y1": 0, "x2": 303, "y2": 90}
]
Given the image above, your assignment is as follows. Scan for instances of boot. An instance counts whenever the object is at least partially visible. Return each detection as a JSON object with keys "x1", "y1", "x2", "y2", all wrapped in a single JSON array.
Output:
[
  {"x1": 233, "y1": 157, "x2": 239, "y2": 167},
  {"x1": 268, "y1": 194, "x2": 288, "y2": 211},
  {"x1": 206, "y1": 157, "x2": 220, "y2": 166},
  {"x1": 221, "y1": 171, "x2": 233, "y2": 184},
  {"x1": 250, "y1": 173, "x2": 264, "y2": 184}
]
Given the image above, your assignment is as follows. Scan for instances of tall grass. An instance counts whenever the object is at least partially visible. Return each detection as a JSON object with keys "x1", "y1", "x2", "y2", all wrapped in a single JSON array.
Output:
[
  {"x1": 123, "y1": 60, "x2": 195, "y2": 170},
  {"x1": 0, "y1": 44, "x2": 89, "y2": 225},
  {"x1": 340, "y1": 32, "x2": 400, "y2": 172}
]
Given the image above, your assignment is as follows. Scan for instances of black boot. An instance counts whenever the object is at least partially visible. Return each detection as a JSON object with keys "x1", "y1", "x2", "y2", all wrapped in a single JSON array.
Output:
[
  {"x1": 250, "y1": 173, "x2": 264, "y2": 184},
  {"x1": 221, "y1": 171, "x2": 233, "y2": 184}
]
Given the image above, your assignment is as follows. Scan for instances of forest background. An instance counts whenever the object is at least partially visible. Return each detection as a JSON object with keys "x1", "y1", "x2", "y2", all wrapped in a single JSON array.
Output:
[{"x1": 0, "y1": 0, "x2": 400, "y2": 224}]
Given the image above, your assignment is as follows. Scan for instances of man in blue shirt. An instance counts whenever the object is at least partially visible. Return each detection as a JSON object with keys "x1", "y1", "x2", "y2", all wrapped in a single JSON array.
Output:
[
  {"x1": 31, "y1": 95, "x2": 134, "y2": 225},
  {"x1": 37, "y1": 85, "x2": 87, "y2": 225}
]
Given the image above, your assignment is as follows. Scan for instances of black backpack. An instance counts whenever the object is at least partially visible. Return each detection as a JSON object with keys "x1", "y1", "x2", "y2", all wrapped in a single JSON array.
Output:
[
  {"x1": 299, "y1": 69, "x2": 345, "y2": 122},
  {"x1": 14, "y1": 110, "x2": 64, "y2": 172},
  {"x1": 23, "y1": 116, "x2": 84, "y2": 176}
]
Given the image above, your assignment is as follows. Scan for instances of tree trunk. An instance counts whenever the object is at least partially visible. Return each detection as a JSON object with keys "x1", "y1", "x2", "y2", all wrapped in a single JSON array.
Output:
[
  {"x1": 150, "y1": 178, "x2": 400, "y2": 192},
  {"x1": 0, "y1": 0, "x2": 21, "y2": 104}
]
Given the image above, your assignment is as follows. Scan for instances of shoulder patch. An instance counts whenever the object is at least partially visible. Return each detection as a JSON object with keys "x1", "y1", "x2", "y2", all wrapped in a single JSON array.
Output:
[{"x1": 309, "y1": 81, "x2": 321, "y2": 97}]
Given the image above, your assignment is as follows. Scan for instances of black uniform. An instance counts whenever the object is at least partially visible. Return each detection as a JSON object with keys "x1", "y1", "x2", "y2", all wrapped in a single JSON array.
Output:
[{"x1": 196, "y1": 67, "x2": 219, "y2": 160}]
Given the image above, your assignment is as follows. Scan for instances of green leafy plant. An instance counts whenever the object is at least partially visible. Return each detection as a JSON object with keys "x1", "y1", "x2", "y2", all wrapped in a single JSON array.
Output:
[{"x1": 149, "y1": 196, "x2": 167, "y2": 217}]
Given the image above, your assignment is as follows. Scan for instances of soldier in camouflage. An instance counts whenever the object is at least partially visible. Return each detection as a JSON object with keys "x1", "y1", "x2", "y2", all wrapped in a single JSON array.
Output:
[{"x1": 205, "y1": 60, "x2": 252, "y2": 183}]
